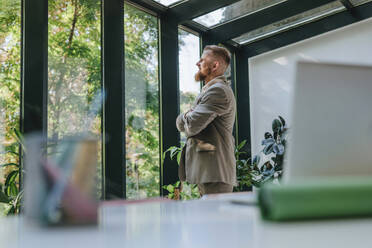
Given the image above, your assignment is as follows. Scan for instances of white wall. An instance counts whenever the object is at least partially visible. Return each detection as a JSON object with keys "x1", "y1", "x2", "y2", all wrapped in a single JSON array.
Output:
[{"x1": 249, "y1": 17, "x2": 372, "y2": 156}]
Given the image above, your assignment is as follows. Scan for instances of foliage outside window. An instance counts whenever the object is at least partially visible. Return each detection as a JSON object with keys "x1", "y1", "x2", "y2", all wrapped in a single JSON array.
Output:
[
  {"x1": 178, "y1": 29, "x2": 201, "y2": 143},
  {"x1": 178, "y1": 29, "x2": 201, "y2": 114},
  {"x1": 48, "y1": 0, "x2": 102, "y2": 198},
  {"x1": 0, "y1": 0, "x2": 21, "y2": 215},
  {"x1": 124, "y1": 4, "x2": 160, "y2": 199}
]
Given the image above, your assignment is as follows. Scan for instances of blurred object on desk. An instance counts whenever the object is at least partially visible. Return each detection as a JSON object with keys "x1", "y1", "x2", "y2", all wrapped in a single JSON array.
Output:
[
  {"x1": 24, "y1": 134, "x2": 98, "y2": 226},
  {"x1": 259, "y1": 177, "x2": 372, "y2": 221}
]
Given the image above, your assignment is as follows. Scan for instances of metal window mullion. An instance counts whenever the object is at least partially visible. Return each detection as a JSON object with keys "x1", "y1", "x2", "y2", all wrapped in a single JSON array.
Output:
[
  {"x1": 201, "y1": 33, "x2": 215, "y2": 49},
  {"x1": 159, "y1": 16, "x2": 180, "y2": 195},
  {"x1": 235, "y1": 50, "x2": 250, "y2": 151},
  {"x1": 230, "y1": 52, "x2": 239, "y2": 147},
  {"x1": 21, "y1": 0, "x2": 48, "y2": 137},
  {"x1": 102, "y1": 0, "x2": 126, "y2": 199}
]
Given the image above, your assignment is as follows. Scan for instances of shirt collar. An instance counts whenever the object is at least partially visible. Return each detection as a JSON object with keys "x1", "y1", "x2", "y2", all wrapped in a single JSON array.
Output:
[{"x1": 201, "y1": 75, "x2": 228, "y2": 92}]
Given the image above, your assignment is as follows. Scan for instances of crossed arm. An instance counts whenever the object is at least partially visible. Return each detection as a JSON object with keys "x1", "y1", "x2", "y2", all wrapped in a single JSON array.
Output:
[{"x1": 176, "y1": 86, "x2": 229, "y2": 137}]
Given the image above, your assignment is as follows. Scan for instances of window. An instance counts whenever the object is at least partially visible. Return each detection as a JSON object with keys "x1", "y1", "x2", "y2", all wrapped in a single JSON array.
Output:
[
  {"x1": 193, "y1": 0, "x2": 285, "y2": 28},
  {"x1": 350, "y1": 0, "x2": 372, "y2": 6},
  {"x1": 48, "y1": 1, "x2": 102, "y2": 198},
  {"x1": 178, "y1": 29, "x2": 200, "y2": 142},
  {"x1": 232, "y1": 1, "x2": 345, "y2": 45},
  {"x1": 124, "y1": 3, "x2": 160, "y2": 199},
  {"x1": 0, "y1": 0, "x2": 21, "y2": 214},
  {"x1": 153, "y1": 0, "x2": 186, "y2": 7}
]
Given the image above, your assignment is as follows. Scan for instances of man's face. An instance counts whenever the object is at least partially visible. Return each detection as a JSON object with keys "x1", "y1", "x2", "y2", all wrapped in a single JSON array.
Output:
[{"x1": 195, "y1": 51, "x2": 213, "y2": 82}]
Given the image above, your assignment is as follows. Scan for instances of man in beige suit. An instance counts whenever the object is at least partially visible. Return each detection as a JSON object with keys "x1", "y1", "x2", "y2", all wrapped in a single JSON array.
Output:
[{"x1": 176, "y1": 45, "x2": 237, "y2": 195}]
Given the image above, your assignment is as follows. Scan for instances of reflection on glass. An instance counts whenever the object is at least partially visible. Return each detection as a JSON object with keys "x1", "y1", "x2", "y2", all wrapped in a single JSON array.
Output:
[
  {"x1": 233, "y1": 1, "x2": 345, "y2": 45},
  {"x1": 178, "y1": 30, "x2": 200, "y2": 143},
  {"x1": 0, "y1": 0, "x2": 21, "y2": 215},
  {"x1": 124, "y1": 4, "x2": 160, "y2": 199},
  {"x1": 153, "y1": 0, "x2": 185, "y2": 6},
  {"x1": 179, "y1": 30, "x2": 200, "y2": 115},
  {"x1": 48, "y1": 1, "x2": 102, "y2": 198},
  {"x1": 193, "y1": 0, "x2": 285, "y2": 28},
  {"x1": 349, "y1": 0, "x2": 372, "y2": 6}
]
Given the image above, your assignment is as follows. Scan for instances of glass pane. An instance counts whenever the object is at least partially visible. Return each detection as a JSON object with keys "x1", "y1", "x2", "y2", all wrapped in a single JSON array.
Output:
[
  {"x1": 0, "y1": 0, "x2": 21, "y2": 215},
  {"x1": 350, "y1": 0, "x2": 372, "y2": 6},
  {"x1": 48, "y1": 1, "x2": 102, "y2": 198},
  {"x1": 193, "y1": 0, "x2": 285, "y2": 28},
  {"x1": 153, "y1": 0, "x2": 185, "y2": 6},
  {"x1": 233, "y1": 1, "x2": 345, "y2": 45},
  {"x1": 124, "y1": 4, "x2": 160, "y2": 199},
  {"x1": 178, "y1": 30, "x2": 201, "y2": 143},
  {"x1": 179, "y1": 30, "x2": 201, "y2": 114}
]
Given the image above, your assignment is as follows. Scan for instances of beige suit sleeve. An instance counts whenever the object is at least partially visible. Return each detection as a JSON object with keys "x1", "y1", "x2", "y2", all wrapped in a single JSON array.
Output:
[
  {"x1": 182, "y1": 86, "x2": 228, "y2": 137},
  {"x1": 176, "y1": 113, "x2": 185, "y2": 132}
]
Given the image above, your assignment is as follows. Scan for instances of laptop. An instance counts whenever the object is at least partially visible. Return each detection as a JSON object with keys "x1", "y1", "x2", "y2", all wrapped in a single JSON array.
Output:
[{"x1": 283, "y1": 61, "x2": 372, "y2": 183}]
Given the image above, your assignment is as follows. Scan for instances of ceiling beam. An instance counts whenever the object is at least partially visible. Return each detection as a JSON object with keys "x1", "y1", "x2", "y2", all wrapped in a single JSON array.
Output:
[
  {"x1": 168, "y1": 0, "x2": 241, "y2": 23},
  {"x1": 206, "y1": 0, "x2": 335, "y2": 43},
  {"x1": 340, "y1": 0, "x2": 354, "y2": 10},
  {"x1": 182, "y1": 20, "x2": 209, "y2": 33},
  {"x1": 340, "y1": 0, "x2": 364, "y2": 19}
]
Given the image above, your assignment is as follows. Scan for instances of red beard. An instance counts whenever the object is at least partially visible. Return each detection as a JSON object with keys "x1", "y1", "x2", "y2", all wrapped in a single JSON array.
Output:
[{"x1": 194, "y1": 67, "x2": 211, "y2": 82}]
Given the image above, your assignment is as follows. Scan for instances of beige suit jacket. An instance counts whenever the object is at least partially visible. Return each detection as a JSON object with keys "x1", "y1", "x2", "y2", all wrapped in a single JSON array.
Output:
[{"x1": 176, "y1": 76, "x2": 237, "y2": 186}]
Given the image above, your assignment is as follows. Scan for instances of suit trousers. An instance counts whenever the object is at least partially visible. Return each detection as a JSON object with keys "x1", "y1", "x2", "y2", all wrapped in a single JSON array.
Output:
[{"x1": 197, "y1": 182, "x2": 233, "y2": 196}]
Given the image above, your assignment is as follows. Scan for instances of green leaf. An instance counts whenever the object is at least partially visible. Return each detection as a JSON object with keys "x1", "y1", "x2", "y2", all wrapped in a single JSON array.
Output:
[
  {"x1": 237, "y1": 140, "x2": 247, "y2": 150},
  {"x1": 252, "y1": 155, "x2": 260, "y2": 166},
  {"x1": 0, "y1": 150, "x2": 19, "y2": 156},
  {"x1": 12, "y1": 128, "x2": 25, "y2": 151},
  {"x1": 7, "y1": 184, "x2": 18, "y2": 197},
  {"x1": 166, "y1": 184, "x2": 174, "y2": 193},
  {"x1": 5, "y1": 170, "x2": 18, "y2": 187},
  {"x1": 263, "y1": 143, "x2": 274, "y2": 155},
  {"x1": 278, "y1": 116, "x2": 286, "y2": 127},
  {"x1": 176, "y1": 151, "x2": 182, "y2": 165},
  {"x1": 1, "y1": 163, "x2": 19, "y2": 168},
  {"x1": 164, "y1": 146, "x2": 177, "y2": 155},
  {"x1": 272, "y1": 119, "x2": 282, "y2": 133},
  {"x1": 170, "y1": 147, "x2": 179, "y2": 160}
]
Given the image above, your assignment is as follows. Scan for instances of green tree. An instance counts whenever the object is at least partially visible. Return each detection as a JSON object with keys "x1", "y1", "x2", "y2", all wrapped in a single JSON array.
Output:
[
  {"x1": 48, "y1": 0, "x2": 102, "y2": 198},
  {"x1": 124, "y1": 4, "x2": 160, "y2": 199},
  {"x1": 48, "y1": 0, "x2": 101, "y2": 141},
  {"x1": 0, "y1": 0, "x2": 21, "y2": 214}
]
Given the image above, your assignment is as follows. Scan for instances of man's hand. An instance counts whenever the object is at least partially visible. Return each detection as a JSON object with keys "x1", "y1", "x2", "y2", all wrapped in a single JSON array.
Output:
[
  {"x1": 176, "y1": 108, "x2": 193, "y2": 133},
  {"x1": 181, "y1": 86, "x2": 229, "y2": 137},
  {"x1": 184, "y1": 108, "x2": 194, "y2": 117}
]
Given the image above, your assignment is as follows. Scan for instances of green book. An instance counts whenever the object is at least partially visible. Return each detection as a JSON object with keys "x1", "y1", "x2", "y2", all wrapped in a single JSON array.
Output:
[{"x1": 258, "y1": 177, "x2": 372, "y2": 221}]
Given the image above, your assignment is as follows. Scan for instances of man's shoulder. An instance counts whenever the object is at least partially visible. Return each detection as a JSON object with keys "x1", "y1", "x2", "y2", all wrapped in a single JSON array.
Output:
[
  {"x1": 205, "y1": 83, "x2": 227, "y2": 96},
  {"x1": 208, "y1": 80, "x2": 233, "y2": 95}
]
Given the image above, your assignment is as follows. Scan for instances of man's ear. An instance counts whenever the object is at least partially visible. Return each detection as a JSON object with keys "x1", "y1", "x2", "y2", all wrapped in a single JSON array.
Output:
[{"x1": 212, "y1": 61, "x2": 219, "y2": 72}]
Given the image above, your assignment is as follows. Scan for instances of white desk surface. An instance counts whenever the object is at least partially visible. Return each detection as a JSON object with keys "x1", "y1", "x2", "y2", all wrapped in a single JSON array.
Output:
[{"x1": 1, "y1": 192, "x2": 371, "y2": 248}]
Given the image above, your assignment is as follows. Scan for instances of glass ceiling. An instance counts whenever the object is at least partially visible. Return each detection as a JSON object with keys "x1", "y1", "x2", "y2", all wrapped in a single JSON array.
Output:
[
  {"x1": 349, "y1": 0, "x2": 372, "y2": 6},
  {"x1": 232, "y1": 1, "x2": 345, "y2": 45},
  {"x1": 143, "y1": 0, "x2": 372, "y2": 48},
  {"x1": 153, "y1": 0, "x2": 186, "y2": 7},
  {"x1": 193, "y1": 0, "x2": 286, "y2": 28}
]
